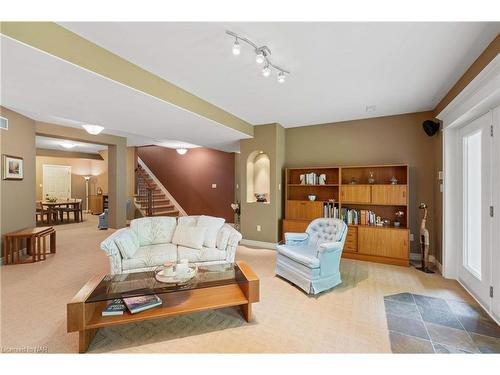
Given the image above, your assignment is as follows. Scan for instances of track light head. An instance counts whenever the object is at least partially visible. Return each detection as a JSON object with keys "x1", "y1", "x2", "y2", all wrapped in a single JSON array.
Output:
[
  {"x1": 262, "y1": 65, "x2": 271, "y2": 77},
  {"x1": 232, "y1": 38, "x2": 241, "y2": 55},
  {"x1": 277, "y1": 71, "x2": 286, "y2": 83},
  {"x1": 255, "y1": 51, "x2": 265, "y2": 64}
]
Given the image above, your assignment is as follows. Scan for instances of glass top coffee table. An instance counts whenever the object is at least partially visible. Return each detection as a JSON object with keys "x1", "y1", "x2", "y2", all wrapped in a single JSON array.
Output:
[{"x1": 67, "y1": 261, "x2": 259, "y2": 353}]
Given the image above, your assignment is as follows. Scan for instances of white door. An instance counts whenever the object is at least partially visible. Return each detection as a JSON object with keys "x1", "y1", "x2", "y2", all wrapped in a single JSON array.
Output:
[
  {"x1": 42, "y1": 165, "x2": 72, "y2": 199},
  {"x1": 492, "y1": 106, "x2": 500, "y2": 321},
  {"x1": 458, "y1": 110, "x2": 495, "y2": 312}
]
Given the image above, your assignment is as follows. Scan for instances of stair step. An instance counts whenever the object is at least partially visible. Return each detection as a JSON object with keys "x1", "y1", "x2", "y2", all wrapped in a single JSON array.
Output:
[{"x1": 137, "y1": 199, "x2": 170, "y2": 206}]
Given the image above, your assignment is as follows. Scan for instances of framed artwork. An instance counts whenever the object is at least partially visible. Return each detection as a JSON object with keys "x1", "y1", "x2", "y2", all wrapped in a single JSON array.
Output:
[{"x1": 2, "y1": 155, "x2": 24, "y2": 180}]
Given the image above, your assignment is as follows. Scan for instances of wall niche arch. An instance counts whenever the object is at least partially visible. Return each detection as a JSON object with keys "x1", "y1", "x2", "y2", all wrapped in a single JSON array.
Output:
[{"x1": 246, "y1": 150, "x2": 270, "y2": 203}]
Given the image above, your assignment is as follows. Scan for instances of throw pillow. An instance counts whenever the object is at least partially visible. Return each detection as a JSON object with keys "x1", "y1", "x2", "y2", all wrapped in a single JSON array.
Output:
[
  {"x1": 131, "y1": 217, "x2": 177, "y2": 246},
  {"x1": 197, "y1": 215, "x2": 225, "y2": 248},
  {"x1": 172, "y1": 225, "x2": 207, "y2": 250},
  {"x1": 114, "y1": 230, "x2": 139, "y2": 259}
]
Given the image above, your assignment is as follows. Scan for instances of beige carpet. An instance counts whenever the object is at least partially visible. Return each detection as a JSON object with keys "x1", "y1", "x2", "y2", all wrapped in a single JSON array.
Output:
[{"x1": 0, "y1": 215, "x2": 475, "y2": 353}]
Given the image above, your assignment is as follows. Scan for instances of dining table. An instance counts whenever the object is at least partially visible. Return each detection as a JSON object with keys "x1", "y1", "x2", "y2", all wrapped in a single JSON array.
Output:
[{"x1": 37, "y1": 198, "x2": 83, "y2": 225}]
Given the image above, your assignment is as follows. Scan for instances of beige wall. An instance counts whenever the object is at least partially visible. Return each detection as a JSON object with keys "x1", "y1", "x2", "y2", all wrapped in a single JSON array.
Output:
[
  {"x1": 126, "y1": 146, "x2": 137, "y2": 220},
  {"x1": 0, "y1": 107, "x2": 36, "y2": 254},
  {"x1": 240, "y1": 123, "x2": 285, "y2": 243},
  {"x1": 35, "y1": 154, "x2": 107, "y2": 210},
  {"x1": 285, "y1": 111, "x2": 441, "y2": 257}
]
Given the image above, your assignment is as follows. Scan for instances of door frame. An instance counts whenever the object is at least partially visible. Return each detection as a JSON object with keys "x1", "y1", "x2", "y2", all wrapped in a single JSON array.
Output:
[
  {"x1": 458, "y1": 112, "x2": 492, "y2": 306},
  {"x1": 438, "y1": 54, "x2": 500, "y2": 322},
  {"x1": 42, "y1": 164, "x2": 72, "y2": 199}
]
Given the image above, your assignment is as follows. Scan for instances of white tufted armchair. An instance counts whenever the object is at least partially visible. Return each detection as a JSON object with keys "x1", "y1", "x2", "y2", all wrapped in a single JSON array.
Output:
[{"x1": 275, "y1": 218, "x2": 347, "y2": 294}]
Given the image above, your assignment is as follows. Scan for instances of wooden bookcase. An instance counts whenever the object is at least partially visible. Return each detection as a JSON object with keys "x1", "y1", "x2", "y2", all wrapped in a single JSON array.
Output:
[{"x1": 283, "y1": 165, "x2": 409, "y2": 266}]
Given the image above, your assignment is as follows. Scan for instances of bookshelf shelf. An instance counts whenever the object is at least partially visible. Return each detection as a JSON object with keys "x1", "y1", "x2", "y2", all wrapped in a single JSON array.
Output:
[
  {"x1": 288, "y1": 184, "x2": 339, "y2": 187},
  {"x1": 283, "y1": 164, "x2": 409, "y2": 267}
]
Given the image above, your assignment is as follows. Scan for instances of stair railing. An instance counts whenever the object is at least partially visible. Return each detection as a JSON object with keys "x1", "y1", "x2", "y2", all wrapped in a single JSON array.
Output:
[{"x1": 135, "y1": 167, "x2": 156, "y2": 216}]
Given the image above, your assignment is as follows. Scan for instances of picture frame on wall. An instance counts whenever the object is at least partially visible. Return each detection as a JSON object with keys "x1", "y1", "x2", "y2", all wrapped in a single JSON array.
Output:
[{"x1": 2, "y1": 155, "x2": 24, "y2": 180}]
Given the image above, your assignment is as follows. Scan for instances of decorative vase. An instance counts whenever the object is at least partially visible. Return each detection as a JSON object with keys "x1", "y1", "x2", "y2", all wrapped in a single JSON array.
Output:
[{"x1": 368, "y1": 171, "x2": 375, "y2": 184}]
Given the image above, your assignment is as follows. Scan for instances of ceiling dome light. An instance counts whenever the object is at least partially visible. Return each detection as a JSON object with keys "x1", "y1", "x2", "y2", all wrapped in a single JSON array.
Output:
[
  {"x1": 176, "y1": 148, "x2": 188, "y2": 155},
  {"x1": 255, "y1": 52, "x2": 265, "y2": 64},
  {"x1": 262, "y1": 65, "x2": 271, "y2": 77},
  {"x1": 61, "y1": 141, "x2": 77, "y2": 149},
  {"x1": 82, "y1": 124, "x2": 104, "y2": 135},
  {"x1": 232, "y1": 38, "x2": 241, "y2": 55},
  {"x1": 277, "y1": 71, "x2": 286, "y2": 83}
]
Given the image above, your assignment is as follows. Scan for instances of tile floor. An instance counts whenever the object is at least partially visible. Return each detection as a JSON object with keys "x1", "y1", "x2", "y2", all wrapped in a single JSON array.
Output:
[{"x1": 384, "y1": 292, "x2": 500, "y2": 353}]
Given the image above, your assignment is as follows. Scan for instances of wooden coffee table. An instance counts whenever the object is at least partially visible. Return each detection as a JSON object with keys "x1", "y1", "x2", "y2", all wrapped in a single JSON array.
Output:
[{"x1": 67, "y1": 261, "x2": 259, "y2": 353}]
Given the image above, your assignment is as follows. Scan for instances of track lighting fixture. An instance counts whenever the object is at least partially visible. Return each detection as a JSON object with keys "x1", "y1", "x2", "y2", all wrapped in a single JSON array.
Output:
[
  {"x1": 255, "y1": 51, "x2": 265, "y2": 64},
  {"x1": 262, "y1": 65, "x2": 271, "y2": 77},
  {"x1": 277, "y1": 71, "x2": 286, "y2": 83},
  {"x1": 232, "y1": 38, "x2": 241, "y2": 55},
  {"x1": 226, "y1": 30, "x2": 290, "y2": 83}
]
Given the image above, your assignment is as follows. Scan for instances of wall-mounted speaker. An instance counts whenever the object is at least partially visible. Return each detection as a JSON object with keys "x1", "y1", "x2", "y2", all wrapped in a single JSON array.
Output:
[{"x1": 422, "y1": 120, "x2": 440, "y2": 136}]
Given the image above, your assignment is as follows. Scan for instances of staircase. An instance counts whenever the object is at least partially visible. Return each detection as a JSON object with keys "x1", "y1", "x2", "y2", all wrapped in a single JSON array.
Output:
[{"x1": 134, "y1": 164, "x2": 180, "y2": 217}]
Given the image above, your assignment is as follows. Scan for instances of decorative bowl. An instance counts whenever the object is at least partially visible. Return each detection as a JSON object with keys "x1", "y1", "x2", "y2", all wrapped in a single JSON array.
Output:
[
  {"x1": 308, "y1": 194, "x2": 317, "y2": 201},
  {"x1": 155, "y1": 265, "x2": 197, "y2": 284}
]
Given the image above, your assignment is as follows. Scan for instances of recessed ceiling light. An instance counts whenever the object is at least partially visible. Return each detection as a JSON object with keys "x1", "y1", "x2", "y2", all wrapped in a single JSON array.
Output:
[
  {"x1": 61, "y1": 141, "x2": 77, "y2": 149},
  {"x1": 82, "y1": 124, "x2": 104, "y2": 135}
]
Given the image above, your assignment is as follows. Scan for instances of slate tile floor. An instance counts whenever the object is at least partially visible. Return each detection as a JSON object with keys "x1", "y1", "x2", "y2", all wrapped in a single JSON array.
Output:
[{"x1": 384, "y1": 293, "x2": 500, "y2": 353}]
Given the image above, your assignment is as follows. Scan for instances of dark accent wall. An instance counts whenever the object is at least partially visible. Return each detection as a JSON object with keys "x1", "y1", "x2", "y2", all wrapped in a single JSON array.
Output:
[{"x1": 137, "y1": 146, "x2": 235, "y2": 222}]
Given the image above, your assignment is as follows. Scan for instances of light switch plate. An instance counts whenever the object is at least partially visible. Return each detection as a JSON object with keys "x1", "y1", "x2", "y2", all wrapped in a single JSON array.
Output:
[
  {"x1": 211, "y1": 184, "x2": 217, "y2": 189},
  {"x1": 256, "y1": 225, "x2": 261, "y2": 232}
]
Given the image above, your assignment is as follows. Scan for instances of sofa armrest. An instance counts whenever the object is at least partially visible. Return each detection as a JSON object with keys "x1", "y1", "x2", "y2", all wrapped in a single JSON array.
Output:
[
  {"x1": 223, "y1": 224, "x2": 242, "y2": 263},
  {"x1": 100, "y1": 228, "x2": 127, "y2": 274},
  {"x1": 285, "y1": 232, "x2": 309, "y2": 246}
]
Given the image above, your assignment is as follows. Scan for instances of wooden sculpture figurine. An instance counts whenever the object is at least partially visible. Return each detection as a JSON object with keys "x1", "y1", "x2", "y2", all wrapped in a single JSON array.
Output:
[{"x1": 417, "y1": 202, "x2": 434, "y2": 273}]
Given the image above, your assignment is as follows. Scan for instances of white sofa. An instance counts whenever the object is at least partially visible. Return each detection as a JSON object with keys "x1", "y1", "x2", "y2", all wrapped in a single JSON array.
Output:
[{"x1": 101, "y1": 215, "x2": 242, "y2": 274}]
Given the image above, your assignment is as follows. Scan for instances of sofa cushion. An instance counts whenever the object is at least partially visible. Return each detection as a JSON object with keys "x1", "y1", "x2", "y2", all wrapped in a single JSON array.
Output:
[
  {"x1": 122, "y1": 243, "x2": 177, "y2": 271},
  {"x1": 114, "y1": 230, "x2": 139, "y2": 259},
  {"x1": 177, "y1": 216, "x2": 198, "y2": 227},
  {"x1": 178, "y1": 246, "x2": 227, "y2": 263},
  {"x1": 197, "y1": 215, "x2": 225, "y2": 248},
  {"x1": 275, "y1": 244, "x2": 320, "y2": 269},
  {"x1": 130, "y1": 217, "x2": 177, "y2": 246},
  {"x1": 172, "y1": 225, "x2": 206, "y2": 250}
]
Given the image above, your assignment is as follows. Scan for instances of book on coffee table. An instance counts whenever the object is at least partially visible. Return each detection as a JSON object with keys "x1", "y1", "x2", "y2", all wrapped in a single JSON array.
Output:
[
  {"x1": 122, "y1": 294, "x2": 162, "y2": 314},
  {"x1": 101, "y1": 299, "x2": 126, "y2": 316}
]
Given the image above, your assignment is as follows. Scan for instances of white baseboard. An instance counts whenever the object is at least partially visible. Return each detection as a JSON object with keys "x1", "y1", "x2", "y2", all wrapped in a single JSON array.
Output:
[
  {"x1": 240, "y1": 239, "x2": 277, "y2": 250},
  {"x1": 410, "y1": 252, "x2": 442, "y2": 274}
]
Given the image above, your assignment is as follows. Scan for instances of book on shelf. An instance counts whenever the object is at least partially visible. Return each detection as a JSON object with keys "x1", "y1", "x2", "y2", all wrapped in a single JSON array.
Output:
[
  {"x1": 101, "y1": 298, "x2": 126, "y2": 316},
  {"x1": 323, "y1": 201, "x2": 339, "y2": 219},
  {"x1": 122, "y1": 294, "x2": 162, "y2": 314},
  {"x1": 341, "y1": 208, "x2": 376, "y2": 226}
]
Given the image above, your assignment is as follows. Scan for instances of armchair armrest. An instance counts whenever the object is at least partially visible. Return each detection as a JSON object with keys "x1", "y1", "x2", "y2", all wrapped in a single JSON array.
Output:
[
  {"x1": 284, "y1": 232, "x2": 309, "y2": 246},
  {"x1": 318, "y1": 241, "x2": 343, "y2": 253}
]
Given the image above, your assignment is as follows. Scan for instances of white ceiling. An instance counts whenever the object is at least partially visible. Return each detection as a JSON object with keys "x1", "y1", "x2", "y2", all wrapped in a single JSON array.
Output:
[
  {"x1": 60, "y1": 22, "x2": 500, "y2": 127},
  {"x1": 36, "y1": 135, "x2": 107, "y2": 154},
  {"x1": 0, "y1": 35, "x2": 249, "y2": 152}
]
